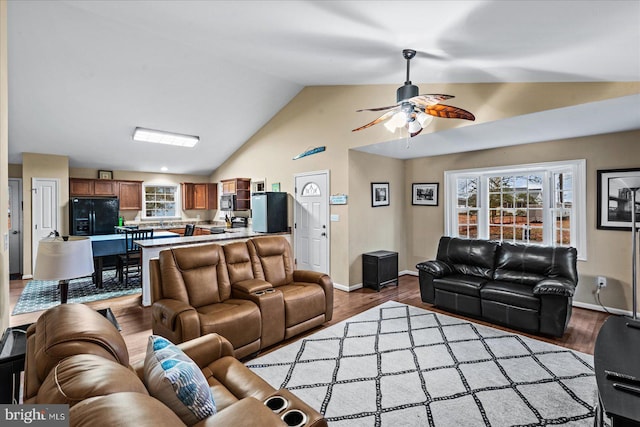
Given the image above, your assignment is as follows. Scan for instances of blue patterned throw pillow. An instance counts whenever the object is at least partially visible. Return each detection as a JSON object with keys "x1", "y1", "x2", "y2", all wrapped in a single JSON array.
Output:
[{"x1": 144, "y1": 335, "x2": 216, "y2": 425}]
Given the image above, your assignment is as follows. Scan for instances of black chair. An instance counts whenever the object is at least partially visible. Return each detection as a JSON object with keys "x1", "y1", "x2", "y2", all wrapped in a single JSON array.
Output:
[
  {"x1": 184, "y1": 224, "x2": 196, "y2": 236},
  {"x1": 117, "y1": 228, "x2": 154, "y2": 285}
]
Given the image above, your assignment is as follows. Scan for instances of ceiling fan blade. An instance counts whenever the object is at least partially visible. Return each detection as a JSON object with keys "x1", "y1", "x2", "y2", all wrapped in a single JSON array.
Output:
[
  {"x1": 356, "y1": 104, "x2": 398, "y2": 112},
  {"x1": 424, "y1": 104, "x2": 475, "y2": 121},
  {"x1": 352, "y1": 109, "x2": 398, "y2": 132},
  {"x1": 409, "y1": 94, "x2": 455, "y2": 108}
]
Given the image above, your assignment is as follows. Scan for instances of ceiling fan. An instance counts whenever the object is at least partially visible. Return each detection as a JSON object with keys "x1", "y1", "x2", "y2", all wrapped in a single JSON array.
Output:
[{"x1": 352, "y1": 49, "x2": 475, "y2": 138}]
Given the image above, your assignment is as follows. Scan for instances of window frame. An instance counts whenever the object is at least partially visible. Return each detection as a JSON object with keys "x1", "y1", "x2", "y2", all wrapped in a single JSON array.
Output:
[
  {"x1": 142, "y1": 183, "x2": 181, "y2": 220},
  {"x1": 444, "y1": 159, "x2": 587, "y2": 260}
]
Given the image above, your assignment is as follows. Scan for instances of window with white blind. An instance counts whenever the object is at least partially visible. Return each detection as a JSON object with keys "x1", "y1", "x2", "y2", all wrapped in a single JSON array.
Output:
[
  {"x1": 143, "y1": 184, "x2": 179, "y2": 219},
  {"x1": 444, "y1": 160, "x2": 586, "y2": 260}
]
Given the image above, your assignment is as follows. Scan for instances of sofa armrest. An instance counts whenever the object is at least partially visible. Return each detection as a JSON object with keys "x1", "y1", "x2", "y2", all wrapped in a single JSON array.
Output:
[
  {"x1": 194, "y1": 397, "x2": 288, "y2": 427},
  {"x1": 231, "y1": 278, "x2": 273, "y2": 297},
  {"x1": 416, "y1": 260, "x2": 453, "y2": 278},
  {"x1": 151, "y1": 299, "x2": 200, "y2": 345},
  {"x1": 533, "y1": 278, "x2": 576, "y2": 297},
  {"x1": 293, "y1": 270, "x2": 334, "y2": 322}
]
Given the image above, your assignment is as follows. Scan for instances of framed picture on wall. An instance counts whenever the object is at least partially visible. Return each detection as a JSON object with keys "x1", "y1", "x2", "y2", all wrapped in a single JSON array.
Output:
[
  {"x1": 98, "y1": 170, "x2": 113, "y2": 180},
  {"x1": 371, "y1": 182, "x2": 390, "y2": 207},
  {"x1": 412, "y1": 183, "x2": 439, "y2": 206},
  {"x1": 597, "y1": 167, "x2": 640, "y2": 230}
]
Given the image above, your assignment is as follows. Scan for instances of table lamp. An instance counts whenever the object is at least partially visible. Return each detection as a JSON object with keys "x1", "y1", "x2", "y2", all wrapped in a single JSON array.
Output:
[
  {"x1": 33, "y1": 233, "x2": 95, "y2": 304},
  {"x1": 618, "y1": 177, "x2": 640, "y2": 329}
]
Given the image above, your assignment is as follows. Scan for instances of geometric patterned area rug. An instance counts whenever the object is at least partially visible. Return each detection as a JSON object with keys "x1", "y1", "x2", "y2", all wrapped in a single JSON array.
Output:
[
  {"x1": 13, "y1": 269, "x2": 141, "y2": 315},
  {"x1": 247, "y1": 301, "x2": 597, "y2": 426}
]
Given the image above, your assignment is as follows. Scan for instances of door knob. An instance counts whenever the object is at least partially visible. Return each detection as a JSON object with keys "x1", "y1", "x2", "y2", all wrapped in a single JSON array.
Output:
[
  {"x1": 321, "y1": 232, "x2": 326, "y2": 237},
  {"x1": 12, "y1": 230, "x2": 19, "y2": 234}
]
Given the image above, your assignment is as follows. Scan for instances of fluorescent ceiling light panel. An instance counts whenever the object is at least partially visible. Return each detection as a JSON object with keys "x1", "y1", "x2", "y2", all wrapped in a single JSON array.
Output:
[{"x1": 133, "y1": 127, "x2": 199, "y2": 147}]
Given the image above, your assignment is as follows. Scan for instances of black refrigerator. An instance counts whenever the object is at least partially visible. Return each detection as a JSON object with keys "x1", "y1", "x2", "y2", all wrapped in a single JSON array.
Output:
[
  {"x1": 70, "y1": 197, "x2": 120, "y2": 235},
  {"x1": 251, "y1": 192, "x2": 287, "y2": 233}
]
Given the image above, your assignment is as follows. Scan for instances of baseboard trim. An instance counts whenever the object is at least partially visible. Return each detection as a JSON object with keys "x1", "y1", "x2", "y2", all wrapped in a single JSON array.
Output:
[
  {"x1": 22, "y1": 274, "x2": 33, "y2": 280},
  {"x1": 572, "y1": 300, "x2": 631, "y2": 316},
  {"x1": 333, "y1": 282, "x2": 363, "y2": 292},
  {"x1": 401, "y1": 270, "x2": 418, "y2": 276}
]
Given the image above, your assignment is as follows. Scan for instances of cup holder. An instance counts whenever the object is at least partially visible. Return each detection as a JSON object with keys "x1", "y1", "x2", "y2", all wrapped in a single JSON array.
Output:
[
  {"x1": 281, "y1": 409, "x2": 307, "y2": 427},
  {"x1": 265, "y1": 288, "x2": 275, "y2": 293},
  {"x1": 254, "y1": 290, "x2": 266, "y2": 296},
  {"x1": 264, "y1": 396, "x2": 288, "y2": 414}
]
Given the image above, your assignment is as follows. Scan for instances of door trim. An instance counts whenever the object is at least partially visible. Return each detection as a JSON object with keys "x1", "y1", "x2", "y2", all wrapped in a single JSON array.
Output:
[{"x1": 293, "y1": 169, "x2": 330, "y2": 275}]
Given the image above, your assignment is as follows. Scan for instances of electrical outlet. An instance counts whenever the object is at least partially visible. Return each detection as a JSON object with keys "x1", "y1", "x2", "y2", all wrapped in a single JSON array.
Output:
[{"x1": 597, "y1": 276, "x2": 607, "y2": 288}]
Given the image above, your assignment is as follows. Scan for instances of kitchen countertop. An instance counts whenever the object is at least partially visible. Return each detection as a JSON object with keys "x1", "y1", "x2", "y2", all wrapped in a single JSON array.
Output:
[{"x1": 135, "y1": 226, "x2": 289, "y2": 249}]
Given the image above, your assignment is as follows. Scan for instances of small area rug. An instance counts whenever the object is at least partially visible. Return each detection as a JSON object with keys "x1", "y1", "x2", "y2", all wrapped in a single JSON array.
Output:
[
  {"x1": 13, "y1": 269, "x2": 141, "y2": 315},
  {"x1": 247, "y1": 301, "x2": 597, "y2": 426}
]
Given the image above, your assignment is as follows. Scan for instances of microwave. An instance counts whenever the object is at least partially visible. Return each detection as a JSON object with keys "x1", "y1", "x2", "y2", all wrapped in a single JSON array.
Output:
[{"x1": 220, "y1": 194, "x2": 236, "y2": 210}]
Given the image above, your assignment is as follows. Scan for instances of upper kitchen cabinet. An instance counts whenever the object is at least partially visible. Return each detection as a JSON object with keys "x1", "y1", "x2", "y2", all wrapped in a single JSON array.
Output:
[
  {"x1": 221, "y1": 178, "x2": 251, "y2": 210},
  {"x1": 182, "y1": 182, "x2": 217, "y2": 210},
  {"x1": 70, "y1": 178, "x2": 142, "y2": 210},
  {"x1": 118, "y1": 181, "x2": 143, "y2": 210},
  {"x1": 70, "y1": 178, "x2": 117, "y2": 196}
]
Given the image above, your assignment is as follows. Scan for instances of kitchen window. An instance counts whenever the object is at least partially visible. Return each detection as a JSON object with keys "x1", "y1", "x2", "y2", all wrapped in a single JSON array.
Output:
[
  {"x1": 143, "y1": 184, "x2": 179, "y2": 219},
  {"x1": 444, "y1": 159, "x2": 586, "y2": 260}
]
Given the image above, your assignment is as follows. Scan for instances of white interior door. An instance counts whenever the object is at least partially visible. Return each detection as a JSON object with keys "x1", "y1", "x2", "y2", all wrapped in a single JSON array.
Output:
[
  {"x1": 294, "y1": 171, "x2": 329, "y2": 274},
  {"x1": 8, "y1": 178, "x2": 23, "y2": 276},
  {"x1": 32, "y1": 178, "x2": 59, "y2": 272}
]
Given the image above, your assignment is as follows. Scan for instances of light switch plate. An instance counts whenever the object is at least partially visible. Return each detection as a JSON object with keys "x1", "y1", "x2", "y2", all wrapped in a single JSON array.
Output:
[{"x1": 330, "y1": 214, "x2": 339, "y2": 222}]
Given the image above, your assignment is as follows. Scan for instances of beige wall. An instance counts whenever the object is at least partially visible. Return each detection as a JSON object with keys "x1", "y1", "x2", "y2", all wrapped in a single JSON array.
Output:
[
  {"x1": 8, "y1": 163, "x2": 21, "y2": 178},
  {"x1": 0, "y1": 0, "x2": 8, "y2": 330},
  {"x1": 348, "y1": 151, "x2": 407, "y2": 287},
  {"x1": 211, "y1": 82, "x2": 638, "y2": 290},
  {"x1": 21, "y1": 153, "x2": 70, "y2": 277},
  {"x1": 405, "y1": 130, "x2": 640, "y2": 312}
]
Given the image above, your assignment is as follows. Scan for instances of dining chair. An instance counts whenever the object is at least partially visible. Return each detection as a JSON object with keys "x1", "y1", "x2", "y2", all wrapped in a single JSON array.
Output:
[
  {"x1": 184, "y1": 224, "x2": 196, "y2": 236},
  {"x1": 117, "y1": 228, "x2": 154, "y2": 285}
]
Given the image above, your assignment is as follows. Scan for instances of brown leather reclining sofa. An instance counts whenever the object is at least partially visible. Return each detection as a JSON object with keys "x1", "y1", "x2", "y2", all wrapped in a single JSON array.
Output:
[
  {"x1": 150, "y1": 235, "x2": 334, "y2": 359},
  {"x1": 24, "y1": 303, "x2": 327, "y2": 427}
]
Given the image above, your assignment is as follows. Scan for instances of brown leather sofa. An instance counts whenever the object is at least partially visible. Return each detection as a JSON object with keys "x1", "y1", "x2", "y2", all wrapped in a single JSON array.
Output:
[
  {"x1": 24, "y1": 303, "x2": 327, "y2": 427},
  {"x1": 150, "y1": 236, "x2": 333, "y2": 359}
]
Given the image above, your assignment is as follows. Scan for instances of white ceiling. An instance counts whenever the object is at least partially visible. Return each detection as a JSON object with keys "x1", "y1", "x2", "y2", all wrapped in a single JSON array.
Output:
[{"x1": 7, "y1": 0, "x2": 640, "y2": 175}]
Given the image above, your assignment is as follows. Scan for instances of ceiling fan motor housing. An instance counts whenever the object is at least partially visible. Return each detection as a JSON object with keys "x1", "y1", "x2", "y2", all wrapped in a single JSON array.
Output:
[{"x1": 397, "y1": 83, "x2": 418, "y2": 103}]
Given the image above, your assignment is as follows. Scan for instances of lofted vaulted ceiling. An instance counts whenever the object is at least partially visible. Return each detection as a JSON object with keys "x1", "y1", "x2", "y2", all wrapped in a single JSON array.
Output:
[{"x1": 7, "y1": 0, "x2": 640, "y2": 175}]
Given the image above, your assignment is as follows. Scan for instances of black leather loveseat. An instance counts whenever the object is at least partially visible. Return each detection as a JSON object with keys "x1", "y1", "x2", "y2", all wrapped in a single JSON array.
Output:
[{"x1": 416, "y1": 236, "x2": 578, "y2": 337}]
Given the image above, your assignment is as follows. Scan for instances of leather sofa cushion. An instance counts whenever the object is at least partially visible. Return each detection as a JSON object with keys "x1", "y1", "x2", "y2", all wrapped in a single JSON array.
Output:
[
  {"x1": 494, "y1": 241, "x2": 578, "y2": 285},
  {"x1": 249, "y1": 236, "x2": 295, "y2": 286},
  {"x1": 436, "y1": 237, "x2": 498, "y2": 280},
  {"x1": 198, "y1": 299, "x2": 261, "y2": 349},
  {"x1": 480, "y1": 281, "x2": 540, "y2": 310},
  {"x1": 33, "y1": 304, "x2": 130, "y2": 384},
  {"x1": 279, "y1": 284, "x2": 326, "y2": 327},
  {"x1": 223, "y1": 241, "x2": 257, "y2": 284},
  {"x1": 433, "y1": 274, "x2": 488, "y2": 297},
  {"x1": 37, "y1": 354, "x2": 148, "y2": 407},
  {"x1": 159, "y1": 244, "x2": 232, "y2": 307},
  {"x1": 70, "y1": 392, "x2": 186, "y2": 427}
]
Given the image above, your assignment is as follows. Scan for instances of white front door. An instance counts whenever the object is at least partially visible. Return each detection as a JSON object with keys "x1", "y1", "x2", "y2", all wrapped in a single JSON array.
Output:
[
  {"x1": 32, "y1": 178, "x2": 59, "y2": 272},
  {"x1": 294, "y1": 171, "x2": 329, "y2": 274},
  {"x1": 8, "y1": 178, "x2": 23, "y2": 276}
]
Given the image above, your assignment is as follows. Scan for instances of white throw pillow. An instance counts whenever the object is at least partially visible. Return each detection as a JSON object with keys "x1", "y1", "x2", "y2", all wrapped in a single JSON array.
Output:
[{"x1": 144, "y1": 335, "x2": 216, "y2": 425}]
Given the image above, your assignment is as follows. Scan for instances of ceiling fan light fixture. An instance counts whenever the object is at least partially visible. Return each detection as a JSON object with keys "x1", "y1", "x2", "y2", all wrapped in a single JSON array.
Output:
[
  {"x1": 416, "y1": 111, "x2": 434, "y2": 127},
  {"x1": 407, "y1": 119, "x2": 422, "y2": 134},
  {"x1": 132, "y1": 127, "x2": 199, "y2": 148}
]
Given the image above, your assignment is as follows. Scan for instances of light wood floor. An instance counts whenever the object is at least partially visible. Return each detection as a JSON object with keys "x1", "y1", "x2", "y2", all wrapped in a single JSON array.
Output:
[{"x1": 9, "y1": 274, "x2": 609, "y2": 365}]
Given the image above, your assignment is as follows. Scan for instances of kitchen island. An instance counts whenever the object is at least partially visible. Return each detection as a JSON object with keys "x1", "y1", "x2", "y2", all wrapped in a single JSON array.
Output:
[{"x1": 135, "y1": 227, "x2": 291, "y2": 306}]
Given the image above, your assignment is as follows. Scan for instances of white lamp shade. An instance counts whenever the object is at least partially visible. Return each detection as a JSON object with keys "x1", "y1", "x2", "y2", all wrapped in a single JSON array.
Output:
[{"x1": 34, "y1": 236, "x2": 95, "y2": 281}]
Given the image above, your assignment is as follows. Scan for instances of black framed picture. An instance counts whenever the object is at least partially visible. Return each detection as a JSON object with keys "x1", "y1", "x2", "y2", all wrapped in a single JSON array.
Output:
[
  {"x1": 412, "y1": 183, "x2": 439, "y2": 206},
  {"x1": 371, "y1": 182, "x2": 389, "y2": 207},
  {"x1": 597, "y1": 168, "x2": 640, "y2": 230},
  {"x1": 98, "y1": 170, "x2": 113, "y2": 180}
]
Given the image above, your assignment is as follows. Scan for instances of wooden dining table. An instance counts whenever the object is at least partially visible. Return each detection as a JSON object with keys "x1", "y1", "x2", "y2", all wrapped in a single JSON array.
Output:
[{"x1": 89, "y1": 231, "x2": 179, "y2": 287}]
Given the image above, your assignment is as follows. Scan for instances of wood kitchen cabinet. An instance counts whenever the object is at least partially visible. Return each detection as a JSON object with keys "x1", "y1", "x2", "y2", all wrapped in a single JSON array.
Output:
[
  {"x1": 182, "y1": 183, "x2": 217, "y2": 210},
  {"x1": 118, "y1": 181, "x2": 143, "y2": 210},
  {"x1": 69, "y1": 178, "x2": 142, "y2": 210},
  {"x1": 221, "y1": 178, "x2": 251, "y2": 210},
  {"x1": 70, "y1": 178, "x2": 116, "y2": 197}
]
